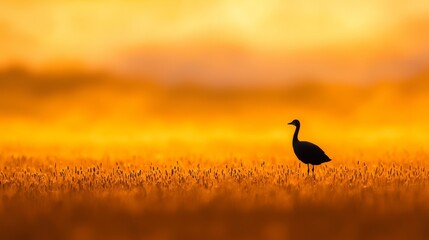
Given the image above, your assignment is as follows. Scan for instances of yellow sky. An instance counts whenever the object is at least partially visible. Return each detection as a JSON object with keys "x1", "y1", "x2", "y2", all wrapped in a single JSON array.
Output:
[{"x1": 1, "y1": 0, "x2": 429, "y2": 84}]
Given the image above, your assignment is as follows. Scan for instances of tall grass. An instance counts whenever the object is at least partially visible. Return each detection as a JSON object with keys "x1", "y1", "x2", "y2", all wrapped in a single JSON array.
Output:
[{"x1": 1, "y1": 151, "x2": 429, "y2": 239}]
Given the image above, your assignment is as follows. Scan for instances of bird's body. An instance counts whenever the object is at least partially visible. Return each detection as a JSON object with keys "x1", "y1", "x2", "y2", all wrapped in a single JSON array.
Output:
[
  {"x1": 292, "y1": 141, "x2": 331, "y2": 165},
  {"x1": 288, "y1": 119, "x2": 331, "y2": 174}
]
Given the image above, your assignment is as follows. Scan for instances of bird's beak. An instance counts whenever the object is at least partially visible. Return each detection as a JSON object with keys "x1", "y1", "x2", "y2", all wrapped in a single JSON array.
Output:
[{"x1": 288, "y1": 121, "x2": 293, "y2": 125}]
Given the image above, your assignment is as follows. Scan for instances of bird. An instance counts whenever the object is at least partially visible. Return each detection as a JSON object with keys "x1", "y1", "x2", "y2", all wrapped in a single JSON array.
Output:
[{"x1": 288, "y1": 119, "x2": 331, "y2": 175}]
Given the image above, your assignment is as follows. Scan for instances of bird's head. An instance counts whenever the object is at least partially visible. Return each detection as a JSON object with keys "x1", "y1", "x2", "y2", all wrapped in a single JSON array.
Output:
[{"x1": 288, "y1": 119, "x2": 300, "y2": 127}]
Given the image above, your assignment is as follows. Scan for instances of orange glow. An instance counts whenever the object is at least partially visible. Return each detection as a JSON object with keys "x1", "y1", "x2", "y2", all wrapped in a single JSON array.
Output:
[
  {"x1": 1, "y1": 0, "x2": 429, "y2": 84},
  {"x1": 0, "y1": 0, "x2": 428, "y2": 154}
]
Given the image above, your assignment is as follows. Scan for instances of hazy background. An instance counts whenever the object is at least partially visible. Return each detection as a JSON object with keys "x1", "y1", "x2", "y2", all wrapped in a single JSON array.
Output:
[{"x1": 1, "y1": 0, "x2": 429, "y2": 158}]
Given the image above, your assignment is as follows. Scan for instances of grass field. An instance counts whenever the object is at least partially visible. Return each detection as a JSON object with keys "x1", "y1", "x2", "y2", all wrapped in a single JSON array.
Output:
[{"x1": 1, "y1": 148, "x2": 429, "y2": 240}]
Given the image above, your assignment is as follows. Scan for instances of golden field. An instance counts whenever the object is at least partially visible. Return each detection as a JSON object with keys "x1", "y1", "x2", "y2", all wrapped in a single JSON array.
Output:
[
  {"x1": 1, "y1": 148, "x2": 429, "y2": 239},
  {"x1": 1, "y1": 70, "x2": 429, "y2": 239}
]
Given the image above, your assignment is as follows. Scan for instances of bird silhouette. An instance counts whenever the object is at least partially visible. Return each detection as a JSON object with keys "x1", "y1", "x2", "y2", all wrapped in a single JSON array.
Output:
[{"x1": 288, "y1": 119, "x2": 331, "y2": 175}]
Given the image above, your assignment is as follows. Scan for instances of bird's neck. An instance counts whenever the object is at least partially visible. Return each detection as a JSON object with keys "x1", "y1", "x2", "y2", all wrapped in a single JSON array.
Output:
[{"x1": 293, "y1": 125, "x2": 300, "y2": 143}]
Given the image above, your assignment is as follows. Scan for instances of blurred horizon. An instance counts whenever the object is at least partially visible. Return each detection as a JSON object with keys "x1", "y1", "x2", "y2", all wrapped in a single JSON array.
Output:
[{"x1": 1, "y1": 66, "x2": 429, "y2": 157}]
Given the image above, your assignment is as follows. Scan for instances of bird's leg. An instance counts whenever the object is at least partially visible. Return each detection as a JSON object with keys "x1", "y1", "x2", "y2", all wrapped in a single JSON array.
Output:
[
  {"x1": 312, "y1": 165, "x2": 315, "y2": 175},
  {"x1": 307, "y1": 164, "x2": 310, "y2": 175}
]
